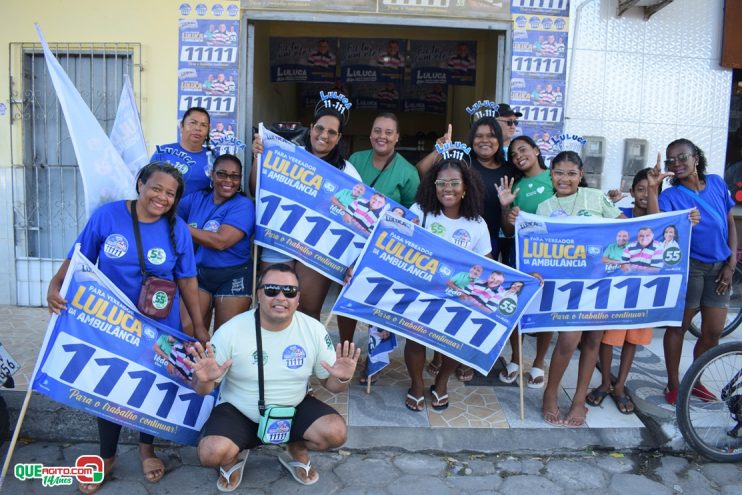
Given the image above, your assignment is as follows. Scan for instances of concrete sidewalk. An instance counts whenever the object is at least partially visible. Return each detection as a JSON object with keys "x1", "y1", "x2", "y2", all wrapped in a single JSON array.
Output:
[{"x1": 0, "y1": 303, "x2": 737, "y2": 454}]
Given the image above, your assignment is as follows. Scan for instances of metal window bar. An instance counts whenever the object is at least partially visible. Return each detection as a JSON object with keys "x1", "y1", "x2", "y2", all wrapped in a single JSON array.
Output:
[{"x1": 8, "y1": 42, "x2": 142, "y2": 306}]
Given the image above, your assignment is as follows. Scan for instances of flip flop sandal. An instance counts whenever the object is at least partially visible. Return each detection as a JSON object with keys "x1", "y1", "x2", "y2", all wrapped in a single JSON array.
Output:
[
  {"x1": 542, "y1": 408, "x2": 562, "y2": 427},
  {"x1": 278, "y1": 453, "x2": 319, "y2": 486},
  {"x1": 456, "y1": 365, "x2": 475, "y2": 382},
  {"x1": 430, "y1": 385, "x2": 449, "y2": 411},
  {"x1": 586, "y1": 387, "x2": 611, "y2": 407},
  {"x1": 499, "y1": 362, "x2": 519, "y2": 384},
  {"x1": 405, "y1": 389, "x2": 425, "y2": 412},
  {"x1": 611, "y1": 392, "x2": 635, "y2": 415},
  {"x1": 141, "y1": 456, "x2": 165, "y2": 484},
  {"x1": 563, "y1": 407, "x2": 588, "y2": 428},
  {"x1": 526, "y1": 367, "x2": 545, "y2": 389},
  {"x1": 426, "y1": 360, "x2": 441, "y2": 376},
  {"x1": 217, "y1": 450, "x2": 249, "y2": 492},
  {"x1": 664, "y1": 386, "x2": 678, "y2": 406}
]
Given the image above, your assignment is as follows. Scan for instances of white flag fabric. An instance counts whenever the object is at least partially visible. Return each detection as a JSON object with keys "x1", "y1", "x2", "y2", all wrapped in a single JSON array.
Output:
[
  {"x1": 110, "y1": 74, "x2": 148, "y2": 176},
  {"x1": 35, "y1": 24, "x2": 135, "y2": 216}
]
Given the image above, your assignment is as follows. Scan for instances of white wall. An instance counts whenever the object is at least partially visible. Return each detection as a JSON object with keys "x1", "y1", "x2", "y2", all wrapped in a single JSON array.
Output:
[{"x1": 565, "y1": 0, "x2": 732, "y2": 189}]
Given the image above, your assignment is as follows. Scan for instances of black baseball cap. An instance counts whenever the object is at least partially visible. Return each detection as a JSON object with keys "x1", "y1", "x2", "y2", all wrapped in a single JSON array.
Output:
[{"x1": 496, "y1": 103, "x2": 523, "y2": 118}]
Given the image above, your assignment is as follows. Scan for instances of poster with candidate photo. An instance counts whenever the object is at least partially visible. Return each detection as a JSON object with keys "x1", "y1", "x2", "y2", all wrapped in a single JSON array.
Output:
[
  {"x1": 410, "y1": 40, "x2": 477, "y2": 86},
  {"x1": 339, "y1": 38, "x2": 406, "y2": 84},
  {"x1": 270, "y1": 37, "x2": 338, "y2": 83}
]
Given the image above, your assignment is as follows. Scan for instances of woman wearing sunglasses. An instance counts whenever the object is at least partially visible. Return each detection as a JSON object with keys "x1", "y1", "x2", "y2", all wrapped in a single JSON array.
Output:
[
  {"x1": 250, "y1": 95, "x2": 361, "y2": 321},
  {"x1": 404, "y1": 151, "x2": 490, "y2": 412},
  {"x1": 46, "y1": 162, "x2": 207, "y2": 492},
  {"x1": 177, "y1": 154, "x2": 255, "y2": 335},
  {"x1": 647, "y1": 139, "x2": 736, "y2": 405},
  {"x1": 151, "y1": 107, "x2": 214, "y2": 195}
]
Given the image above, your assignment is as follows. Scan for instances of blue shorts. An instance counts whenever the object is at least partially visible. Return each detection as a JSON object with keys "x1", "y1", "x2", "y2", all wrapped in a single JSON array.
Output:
[{"x1": 197, "y1": 264, "x2": 252, "y2": 297}]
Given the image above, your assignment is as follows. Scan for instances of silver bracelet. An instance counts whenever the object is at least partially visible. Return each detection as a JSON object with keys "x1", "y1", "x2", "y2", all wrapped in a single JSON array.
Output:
[{"x1": 335, "y1": 376, "x2": 352, "y2": 384}]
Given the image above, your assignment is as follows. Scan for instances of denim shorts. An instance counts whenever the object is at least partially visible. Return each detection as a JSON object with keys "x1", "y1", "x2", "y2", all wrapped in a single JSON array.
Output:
[
  {"x1": 197, "y1": 263, "x2": 252, "y2": 297},
  {"x1": 685, "y1": 258, "x2": 730, "y2": 309}
]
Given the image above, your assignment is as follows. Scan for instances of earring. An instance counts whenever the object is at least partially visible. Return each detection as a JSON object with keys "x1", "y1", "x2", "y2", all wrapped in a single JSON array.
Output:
[
  {"x1": 209, "y1": 181, "x2": 213, "y2": 189},
  {"x1": 462, "y1": 191, "x2": 466, "y2": 198}
]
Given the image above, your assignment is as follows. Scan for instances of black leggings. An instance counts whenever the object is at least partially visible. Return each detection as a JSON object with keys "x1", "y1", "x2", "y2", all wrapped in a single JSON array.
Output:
[{"x1": 98, "y1": 417, "x2": 154, "y2": 459}]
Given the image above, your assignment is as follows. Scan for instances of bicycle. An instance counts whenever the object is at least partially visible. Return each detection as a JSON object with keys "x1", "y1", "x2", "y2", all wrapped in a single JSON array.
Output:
[
  {"x1": 688, "y1": 264, "x2": 742, "y2": 339},
  {"x1": 676, "y1": 341, "x2": 742, "y2": 462}
]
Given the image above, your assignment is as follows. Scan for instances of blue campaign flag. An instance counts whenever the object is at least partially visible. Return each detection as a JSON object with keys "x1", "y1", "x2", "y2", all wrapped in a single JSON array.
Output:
[
  {"x1": 516, "y1": 210, "x2": 693, "y2": 332},
  {"x1": 333, "y1": 214, "x2": 542, "y2": 375},
  {"x1": 254, "y1": 127, "x2": 417, "y2": 283},
  {"x1": 31, "y1": 247, "x2": 217, "y2": 446},
  {"x1": 366, "y1": 326, "x2": 398, "y2": 378}
]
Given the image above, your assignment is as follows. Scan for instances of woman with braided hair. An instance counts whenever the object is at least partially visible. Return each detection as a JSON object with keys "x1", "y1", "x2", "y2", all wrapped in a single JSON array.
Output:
[{"x1": 46, "y1": 162, "x2": 207, "y2": 493}]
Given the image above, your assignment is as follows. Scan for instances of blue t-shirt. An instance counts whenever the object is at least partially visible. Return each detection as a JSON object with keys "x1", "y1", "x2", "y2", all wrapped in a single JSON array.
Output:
[
  {"x1": 177, "y1": 190, "x2": 255, "y2": 268},
  {"x1": 620, "y1": 206, "x2": 634, "y2": 218},
  {"x1": 151, "y1": 143, "x2": 212, "y2": 195},
  {"x1": 658, "y1": 174, "x2": 734, "y2": 263},
  {"x1": 70, "y1": 201, "x2": 197, "y2": 330}
]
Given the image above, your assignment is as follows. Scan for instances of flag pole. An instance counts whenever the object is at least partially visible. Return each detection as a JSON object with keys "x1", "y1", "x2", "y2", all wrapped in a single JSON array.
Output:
[{"x1": 0, "y1": 386, "x2": 34, "y2": 489}]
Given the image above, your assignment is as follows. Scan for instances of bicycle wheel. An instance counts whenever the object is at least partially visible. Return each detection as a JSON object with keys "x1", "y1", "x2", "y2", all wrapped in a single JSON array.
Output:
[
  {"x1": 676, "y1": 341, "x2": 742, "y2": 462},
  {"x1": 688, "y1": 265, "x2": 742, "y2": 338}
]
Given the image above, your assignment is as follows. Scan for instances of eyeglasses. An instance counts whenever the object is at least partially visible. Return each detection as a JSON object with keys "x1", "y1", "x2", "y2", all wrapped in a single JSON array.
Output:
[
  {"x1": 312, "y1": 124, "x2": 339, "y2": 138},
  {"x1": 664, "y1": 153, "x2": 695, "y2": 167},
  {"x1": 552, "y1": 170, "x2": 581, "y2": 178},
  {"x1": 258, "y1": 284, "x2": 299, "y2": 298},
  {"x1": 184, "y1": 119, "x2": 209, "y2": 130},
  {"x1": 497, "y1": 119, "x2": 519, "y2": 127},
  {"x1": 214, "y1": 170, "x2": 242, "y2": 181},
  {"x1": 434, "y1": 179, "x2": 463, "y2": 188}
]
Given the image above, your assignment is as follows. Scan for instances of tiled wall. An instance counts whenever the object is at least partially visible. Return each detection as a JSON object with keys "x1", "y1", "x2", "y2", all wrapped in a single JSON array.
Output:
[{"x1": 565, "y1": 0, "x2": 732, "y2": 188}]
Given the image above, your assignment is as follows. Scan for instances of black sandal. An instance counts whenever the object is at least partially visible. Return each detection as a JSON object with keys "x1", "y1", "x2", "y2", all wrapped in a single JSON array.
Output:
[{"x1": 586, "y1": 387, "x2": 611, "y2": 407}]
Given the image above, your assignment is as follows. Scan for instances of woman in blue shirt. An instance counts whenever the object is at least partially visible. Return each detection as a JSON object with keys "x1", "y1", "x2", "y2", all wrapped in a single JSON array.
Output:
[
  {"x1": 648, "y1": 138, "x2": 736, "y2": 405},
  {"x1": 151, "y1": 107, "x2": 214, "y2": 195},
  {"x1": 46, "y1": 162, "x2": 208, "y2": 492},
  {"x1": 177, "y1": 154, "x2": 255, "y2": 332}
]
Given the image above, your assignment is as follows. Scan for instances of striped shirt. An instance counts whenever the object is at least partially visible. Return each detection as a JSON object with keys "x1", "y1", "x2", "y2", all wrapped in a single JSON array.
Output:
[{"x1": 621, "y1": 241, "x2": 664, "y2": 269}]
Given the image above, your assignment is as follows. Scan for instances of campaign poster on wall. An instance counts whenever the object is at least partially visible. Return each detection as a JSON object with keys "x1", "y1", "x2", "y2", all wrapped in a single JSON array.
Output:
[
  {"x1": 350, "y1": 83, "x2": 401, "y2": 111},
  {"x1": 176, "y1": 2, "x2": 241, "y2": 147},
  {"x1": 402, "y1": 82, "x2": 448, "y2": 114},
  {"x1": 510, "y1": 0, "x2": 569, "y2": 164},
  {"x1": 32, "y1": 247, "x2": 218, "y2": 446},
  {"x1": 333, "y1": 214, "x2": 542, "y2": 375},
  {"x1": 516, "y1": 210, "x2": 693, "y2": 332},
  {"x1": 339, "y1": 38, "x2": 406, "y2": 84},
  {"x1": 410, "y1": 40, "x2": 477, "y2": 86},
  {"x1": 270, "y1": 37, "x2": 338, "y2": 83}
]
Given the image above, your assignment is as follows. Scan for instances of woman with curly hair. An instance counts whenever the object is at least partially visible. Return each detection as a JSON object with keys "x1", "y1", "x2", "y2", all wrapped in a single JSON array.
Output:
[
  {"x1": 404, "y1": 155, "x2": 491, "y2": 412},
  {"x1": 647, "y1": 138, "x2": 736, "y2": 405}
]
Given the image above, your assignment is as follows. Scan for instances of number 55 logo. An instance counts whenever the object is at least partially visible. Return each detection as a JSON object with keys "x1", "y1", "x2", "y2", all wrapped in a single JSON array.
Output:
[
  {"x1": 76, "y1": 455, "x2": 104, "y2": 483},
  {"x1": 663, "y1": 247, "x2": 681, "y2": 266}
]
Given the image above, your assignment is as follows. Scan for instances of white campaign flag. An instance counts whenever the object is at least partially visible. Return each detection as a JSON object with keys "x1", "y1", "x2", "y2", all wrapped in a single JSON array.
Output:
[
  {"x1": 110, "y1": 74, "x2": 148, "y2": 175},
  {"x1": 35, "y1": 24, "x2": 135, "y2": 216}
]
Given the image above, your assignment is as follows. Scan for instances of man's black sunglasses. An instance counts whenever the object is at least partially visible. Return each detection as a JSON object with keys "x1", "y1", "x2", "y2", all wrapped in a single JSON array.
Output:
[{"x1": 258, "y1": 284, "x2": 299, "y2": 298}]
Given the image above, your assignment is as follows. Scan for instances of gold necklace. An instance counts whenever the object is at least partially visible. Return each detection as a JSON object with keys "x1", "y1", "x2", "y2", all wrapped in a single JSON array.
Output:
[{"x1": 555, "y1": 188, "x2": 580, "y2": 215}]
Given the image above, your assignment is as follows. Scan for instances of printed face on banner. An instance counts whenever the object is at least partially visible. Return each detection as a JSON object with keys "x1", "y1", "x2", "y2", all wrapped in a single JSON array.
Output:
[
  {"x1": 333, "y1": 214, "x2": 542, "y2": 375},
  {"x1": 515, "y1": 210, "x2": 692, "y2": 333}
]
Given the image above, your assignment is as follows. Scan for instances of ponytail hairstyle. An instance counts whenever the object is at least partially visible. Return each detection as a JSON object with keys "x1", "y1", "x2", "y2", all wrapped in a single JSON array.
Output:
[
  {"x1": 666, "y1": 138, "x2": 707, "y2": 186},
  {"x1": 507, "y1": 135, "x2": 547, "y2": 181},
  {"x1": 305, "y1": 106, "x2": 348, "y2": 171},
  {"x1": 135, "y1": 162, "x2": 185, "y2": 256},
  {"x1": 551, "y1": 150, "x2": 589, "y2": 188}
]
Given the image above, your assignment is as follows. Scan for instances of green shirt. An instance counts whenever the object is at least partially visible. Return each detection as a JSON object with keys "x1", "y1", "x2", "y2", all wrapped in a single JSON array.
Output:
[
  {"x1": 602, "y1": 242, "x2": 626, "y2": 262},
  {"x1": 449, "y1": 271, "x2": 475, "y2": 289},
  {"x1": 349, "y1": 149, "x2": 420, "y2": 208},
  {"x1": 334, "y1": 189, "x2": 357, "y2": 208},
  {"x1": 513, "y1": 170, "x2": 553, "y2": 213},
  {"x1": 536, "y1": 187, "x2": 622, "y2": 218}
]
